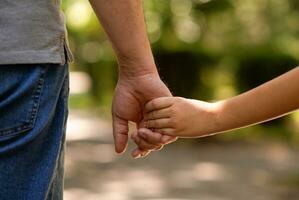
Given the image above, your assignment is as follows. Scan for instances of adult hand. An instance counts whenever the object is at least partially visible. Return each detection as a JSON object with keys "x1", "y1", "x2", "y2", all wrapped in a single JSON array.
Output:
[
  {"x1": 89, "y1": 0, "x2": 176, "y2": 158},
  {"x1": 112, "y1": 69, "x2": 177, "y2": 157}
]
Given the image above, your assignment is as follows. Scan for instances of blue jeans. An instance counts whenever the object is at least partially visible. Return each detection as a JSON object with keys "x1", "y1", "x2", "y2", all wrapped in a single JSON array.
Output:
[{"x1": 0, "y1": 64, "x2": 69, "y2": 200}]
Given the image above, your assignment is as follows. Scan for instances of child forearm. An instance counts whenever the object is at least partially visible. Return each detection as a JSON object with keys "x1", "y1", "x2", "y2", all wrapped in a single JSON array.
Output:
[
  {"x1": 216, "y1": 67, "x2": 299, "y2": 132},
  {"x1": 138, "y1": 66, "x2": 299, "y2": 140},
  {"x1": 132, "y1": 67, "x2": 298, "y2": 155}
]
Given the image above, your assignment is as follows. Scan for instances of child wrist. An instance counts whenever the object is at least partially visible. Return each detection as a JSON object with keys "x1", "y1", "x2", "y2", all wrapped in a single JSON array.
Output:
[{"x1": 209, "y1": 101, "x2": 226, "y2": 133}]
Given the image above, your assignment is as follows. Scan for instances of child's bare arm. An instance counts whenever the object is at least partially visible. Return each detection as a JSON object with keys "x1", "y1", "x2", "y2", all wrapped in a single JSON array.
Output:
[
  {"x1": 131, "y1": 66, "x2": 299, "y2": 158},
  {"x1": 141, "y1": 66, "x2": 299, "y2": 138}
]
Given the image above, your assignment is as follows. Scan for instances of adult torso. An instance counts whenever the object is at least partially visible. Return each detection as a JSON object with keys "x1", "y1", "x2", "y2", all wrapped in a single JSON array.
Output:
[{"x1": 0, "y1": 0, "x2": 72, "y2": 65}]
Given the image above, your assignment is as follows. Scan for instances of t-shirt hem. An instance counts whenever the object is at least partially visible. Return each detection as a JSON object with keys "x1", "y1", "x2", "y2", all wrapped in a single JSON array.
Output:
[{"x1": 0, "y1": 49, "x2": 73, "y2": 65}]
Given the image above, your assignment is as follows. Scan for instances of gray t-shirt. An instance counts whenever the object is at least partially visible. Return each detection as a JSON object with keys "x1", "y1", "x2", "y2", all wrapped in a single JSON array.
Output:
[{"x1": 0, "y1": 0, "x2": 73, "y2": 65}]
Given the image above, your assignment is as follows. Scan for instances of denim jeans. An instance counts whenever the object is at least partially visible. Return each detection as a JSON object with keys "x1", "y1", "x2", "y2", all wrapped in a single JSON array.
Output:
[{"x1": 0, "y1": 64, "x2": 69, "y2": 200}]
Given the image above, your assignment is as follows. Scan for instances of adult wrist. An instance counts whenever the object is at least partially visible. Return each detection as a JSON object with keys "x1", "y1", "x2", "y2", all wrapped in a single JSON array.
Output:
[
  {"x1": 117, "y1": 58, "x2": 159, "y2": 78},
  {"x1": 114, "y1": 38, "x2": 159, "y2": 78}
]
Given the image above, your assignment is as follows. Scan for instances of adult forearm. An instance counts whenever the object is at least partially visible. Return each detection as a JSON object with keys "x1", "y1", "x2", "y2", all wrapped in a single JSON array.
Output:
[
  {"x1": 216, "y1": 66, "x2": 299, "y2": 132},
  {"x1": 89, "y1": 0, "x2": 157, "y2": 76}
]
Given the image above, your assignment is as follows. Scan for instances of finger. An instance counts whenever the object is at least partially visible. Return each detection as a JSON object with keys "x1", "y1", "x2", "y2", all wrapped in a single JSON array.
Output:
[
  {"x1": 146, "y1": 118, "x2": 172, "y2": 129},
  {"x1": 153, "y1": 145, "x2": 164, "y2": 151},
  {"x1": 131, "y1": 148, "x2": 150, "y2": 159},
  {"x1": 141, "y1": 151, "x2": 151, "y2": 158},
  {"x1": 131, "y1": 132, "x2": 162, "y2": 151},
  {"x1": 138, "y1": 128, "x2": 164, "y2": 144},
  {"x1": 131, "y1": 148, "x2": 142, "y2": 158},
  {"x1": 137, "y1": 119, "x2": 146, "y2": 129},
  {"x1": 161, "y1": 135, "x2": 178, "y2": 144},
  {"x1": 112, "y1": 114, "x2": 129, "y2": 154},
  {"x1": 153, "y1": 128, "x2": 176, "y2": 136},
  {"x1": 144, "y1": 108, "x2": 171, "y2": 120},
  {"x1": 145, "y1": 97, "x2": 173, "y2": 113},
  {"x1": 138, "y1": 128, "x2": 176, "y2": 144}
]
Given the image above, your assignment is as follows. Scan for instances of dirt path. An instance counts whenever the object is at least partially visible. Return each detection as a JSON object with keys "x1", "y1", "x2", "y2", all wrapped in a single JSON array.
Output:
[{"x1": 64, "y1": 110, "x2": 299, "y2": 200}]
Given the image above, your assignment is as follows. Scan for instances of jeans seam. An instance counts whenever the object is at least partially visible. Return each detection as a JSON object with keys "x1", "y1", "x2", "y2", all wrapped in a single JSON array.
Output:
[
  {"x1": 0, "y1": 67, "x2": 47, "y2": 137},
  {"x1": 45, "y1": 66, "x2": 69, "y2": 200}
]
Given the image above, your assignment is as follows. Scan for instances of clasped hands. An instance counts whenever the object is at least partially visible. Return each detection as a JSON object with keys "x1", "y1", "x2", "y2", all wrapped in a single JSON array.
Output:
[{"x1": 111, "y1": 70, "x2": 177, "y2": 158}]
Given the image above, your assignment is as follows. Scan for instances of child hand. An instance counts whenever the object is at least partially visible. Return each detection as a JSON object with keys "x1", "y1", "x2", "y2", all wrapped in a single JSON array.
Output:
[
  {"x1": 131, "y1": 128, "x2": 177, "y2": 158},
  {"x1": 143, "y1": 97, "x2": 220, "y2": 137}
]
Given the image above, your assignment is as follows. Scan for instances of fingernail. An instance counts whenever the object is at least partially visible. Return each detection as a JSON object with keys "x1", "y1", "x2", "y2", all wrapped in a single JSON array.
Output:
[
  {"x1": 133, "y1": 154, "x2": 141, "y2": 159},
  {"x1": 135, "y1": 154, "x2": 142, "y2": 159}
]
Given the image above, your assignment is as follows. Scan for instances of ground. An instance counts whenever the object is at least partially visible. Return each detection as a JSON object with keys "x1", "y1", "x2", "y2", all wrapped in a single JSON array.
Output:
[{"x1": 64, "y1": 110, "x2": 299, "y2": 200}]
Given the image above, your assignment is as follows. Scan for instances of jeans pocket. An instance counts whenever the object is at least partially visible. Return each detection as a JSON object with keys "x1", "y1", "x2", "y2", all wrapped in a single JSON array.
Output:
[{"x1": 0, "y1": 65, "x2": 46, "y2": 139}]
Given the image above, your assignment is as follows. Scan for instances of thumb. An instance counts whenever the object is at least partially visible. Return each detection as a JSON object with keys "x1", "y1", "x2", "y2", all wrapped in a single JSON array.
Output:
[{"x1": 112, "y1": 114, "x2": 129, "y2": 154}]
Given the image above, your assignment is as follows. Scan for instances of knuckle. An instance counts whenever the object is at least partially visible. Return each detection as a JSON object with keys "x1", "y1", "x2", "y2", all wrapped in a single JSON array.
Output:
[
  {"x1": 147, "y1": 120, "x2": 152, "y2": 128},
  {"x1": 146, "y1": 112, "x2": 152, "y2": 120},
  {"x1": 165, "y1": 108, "x2": 172, "y2": 116},
  {"x1": 154, "y1": 119, "x2": 160, "y2": 127},
  {"x1": 151, "y1": 111, "x2": 156, "y2": 119},
  {"x1": 151, "y1": 99, "x2": 159, "y2": 109},
  {"x1": 165, "y1": 118, "x2": 171, "y2": 126},
  {"x1": 174, "y1": 96, "x2": 184, "y2": 102},
  {"x1": 169, "y1": 107, "x2": 176, "y2": 114},
  {"x1": 151, "y1": 120, "x2": 156, "y2": 127},
  {"x1": 148, "y1": 120, "x2": 157, "y2": 128},
  {"x1": 175, "y1": 97, "x2": 185, "y2": 106},
  {"x1": 169, "y1": 117, "x2": 177, "y2": 126}
]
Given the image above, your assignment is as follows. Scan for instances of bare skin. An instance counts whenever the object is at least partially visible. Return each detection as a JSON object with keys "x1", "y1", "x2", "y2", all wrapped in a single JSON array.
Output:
[
  {"x1": 89, "y1": 0, "x2": 177, "y2": 156},
  {"x1": 139, "y1": 67, "x2": 299, "y2": 140}
]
